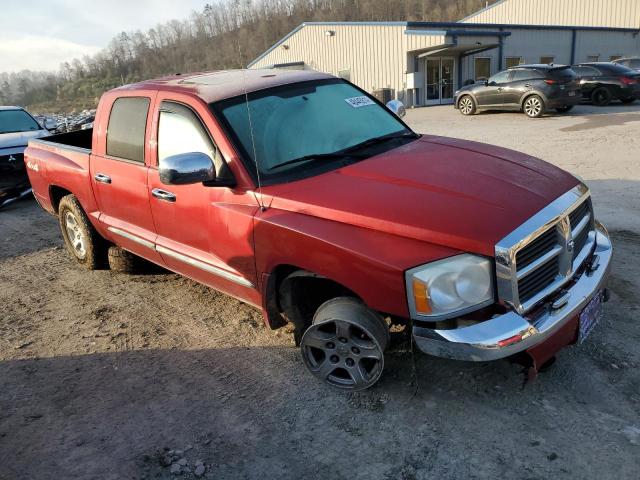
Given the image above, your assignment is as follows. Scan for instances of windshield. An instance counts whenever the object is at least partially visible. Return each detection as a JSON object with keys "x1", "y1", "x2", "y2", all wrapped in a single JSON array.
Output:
[
  {"x1": 212, "y1": 79, "x2": 411, "y2": 184},
  {"x1": 0, "y1": 109, "x2": 41, "y2": 134}
]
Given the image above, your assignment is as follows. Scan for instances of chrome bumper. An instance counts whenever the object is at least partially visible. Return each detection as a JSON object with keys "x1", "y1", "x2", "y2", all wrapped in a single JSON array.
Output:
[{"x1": 412, "y1": 223, "x2": 612, "y2": 361}]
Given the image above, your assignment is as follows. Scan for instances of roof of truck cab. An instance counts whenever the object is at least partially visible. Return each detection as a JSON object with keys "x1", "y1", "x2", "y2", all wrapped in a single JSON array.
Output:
[
  {"x1": 113, "y1": 69, "x2": 335, "y2": 104},
  {"x1": 0, "y1": 106, "x2": 23, "y2": 111}
]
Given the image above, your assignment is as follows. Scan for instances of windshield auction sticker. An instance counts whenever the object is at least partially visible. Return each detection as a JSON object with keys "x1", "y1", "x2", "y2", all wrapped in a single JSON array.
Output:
[{"x1": 345, "y1": 96, "x2": 375, "y2": 108}]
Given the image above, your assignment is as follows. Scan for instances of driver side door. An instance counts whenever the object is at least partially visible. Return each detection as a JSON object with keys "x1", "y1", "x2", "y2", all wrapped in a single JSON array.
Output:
[
  {"x1": 476, "y1": 70, "x2": 512, "y2": 107},
  {"x1": 147, "y1": 97, "x2": 260, "y2": 305}
]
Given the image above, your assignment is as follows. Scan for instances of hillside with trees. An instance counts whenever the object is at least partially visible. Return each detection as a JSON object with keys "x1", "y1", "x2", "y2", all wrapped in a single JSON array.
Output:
[{"x1": 0, "y1": 0, "x2": 495, "y2": 113}]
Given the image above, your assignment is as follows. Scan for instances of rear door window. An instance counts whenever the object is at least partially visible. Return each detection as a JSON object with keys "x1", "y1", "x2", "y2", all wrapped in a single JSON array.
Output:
[
  {"x1": 511, "y1": 70, "x2": 537, "y2": 82},
  {"x1": 573, "y1": 66, "x2": 600, "y2": 77},
  {"x1": 106, "y1": 97, "x2": 150, "y2": 163}
]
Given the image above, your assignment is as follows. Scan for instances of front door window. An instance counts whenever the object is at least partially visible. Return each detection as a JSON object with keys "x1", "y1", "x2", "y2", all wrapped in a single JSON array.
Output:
[{"x1": 425, "y1": 58, "x2": 455, "y2": 105}]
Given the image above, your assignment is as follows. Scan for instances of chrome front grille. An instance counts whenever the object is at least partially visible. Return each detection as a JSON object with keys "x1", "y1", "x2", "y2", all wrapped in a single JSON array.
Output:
[{"x1": 495, "y1": 185, "x2": 596, "y2": 314}]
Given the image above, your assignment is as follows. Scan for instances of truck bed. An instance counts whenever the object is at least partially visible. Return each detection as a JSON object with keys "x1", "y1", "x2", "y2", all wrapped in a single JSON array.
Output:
[
  {"x1": 25, "y1": 128, "x2": 97, "y2": 216},
  {"x1": 33, "y1": 128, "x2": 93, "y2": 151}
]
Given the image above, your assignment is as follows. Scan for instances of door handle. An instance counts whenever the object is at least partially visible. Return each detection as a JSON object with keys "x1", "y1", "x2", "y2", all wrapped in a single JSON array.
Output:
[
  {"x1": 524, "y1": 84, "x2": 532, "y2": 88},
  {"x1": 497, "y1": 87, "x2": 503, "y2": 91},
  {"x1": 152, "y1": 188, "x2": 176, "y2": 203},
  {"x1": 94, "y1": 173, "x2": 111, "y2": 184}
]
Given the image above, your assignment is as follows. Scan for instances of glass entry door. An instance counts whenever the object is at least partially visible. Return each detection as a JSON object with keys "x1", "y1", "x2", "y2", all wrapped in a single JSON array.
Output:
[{"x1": 425, "y1": 57, "x2": 455, "y2": 105}]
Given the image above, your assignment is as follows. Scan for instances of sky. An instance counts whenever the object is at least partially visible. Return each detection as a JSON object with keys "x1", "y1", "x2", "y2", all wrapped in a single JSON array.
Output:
[{"x1": 0, "y1": 0, "x2": 213, "y2": 73}]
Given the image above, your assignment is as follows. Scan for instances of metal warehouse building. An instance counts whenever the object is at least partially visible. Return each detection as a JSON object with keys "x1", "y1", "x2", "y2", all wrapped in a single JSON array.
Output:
[{"x1": 248, "y1": 0, "x2": 640, "y2": 107}]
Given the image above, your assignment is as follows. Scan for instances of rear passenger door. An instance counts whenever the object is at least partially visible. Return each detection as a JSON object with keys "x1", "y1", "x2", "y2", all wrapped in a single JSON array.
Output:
[
  {"x1": 503, "y1": 69, "x2": 538, "y2": 106},
  {"x1": 91, "y1": 93, "x2": 163, "y2": 264}
]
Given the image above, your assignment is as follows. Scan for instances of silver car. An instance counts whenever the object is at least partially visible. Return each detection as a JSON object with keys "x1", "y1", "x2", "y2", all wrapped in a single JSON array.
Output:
[{"x1": 0, "y1": 106, "x2": 50, "y2": 208}]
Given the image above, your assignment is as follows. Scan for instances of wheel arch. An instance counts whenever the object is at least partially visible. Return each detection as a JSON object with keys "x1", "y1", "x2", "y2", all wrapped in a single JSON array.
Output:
[
  {"x1": 49, "y1": 185, "x2": 74, "y2": 214},
  {"x1": 263, "y1": 264, "x2": 362, "y2": 341},
  {"x1": 520, "y1": 90, "x2": 548, "y2": 109}
]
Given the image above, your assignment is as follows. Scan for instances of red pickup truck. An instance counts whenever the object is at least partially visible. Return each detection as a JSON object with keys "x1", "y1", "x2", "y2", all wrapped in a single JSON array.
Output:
[{"x1": 25, "y1": 69, "x2": 612, "y2": 390}]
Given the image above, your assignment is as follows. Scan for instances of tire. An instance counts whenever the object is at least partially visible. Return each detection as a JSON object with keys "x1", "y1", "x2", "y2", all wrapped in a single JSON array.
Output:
[
  {"x1": 107, "y1": 245, "x2": 147, "y2": 274},
  {"x1": 555, "y1": 105, "x2": 574, "y2": 113},
  {"x1": 620, "y1": 97, "x2": 635, "y2": 104},
  {"x1": 591, "y1": 87, "x2": 612, "y2": 106},
  {"x1": 458, "y1": 95, "x2": 476, "y2": 115},
  {"x1": 300, "y1": 297, "x2": 389, "y2": 391},
  {"x1": 523, "y1": 95, "x2": 545, "y2": 118},
  {"x1": 58, "y1": 194, "x2": 106, "y2": 270}
]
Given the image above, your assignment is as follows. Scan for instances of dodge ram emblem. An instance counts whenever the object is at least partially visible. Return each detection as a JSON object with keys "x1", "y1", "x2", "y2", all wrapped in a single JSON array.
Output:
[{"x1": 567, "y1": 239, "x2": 575, "y2": 253}]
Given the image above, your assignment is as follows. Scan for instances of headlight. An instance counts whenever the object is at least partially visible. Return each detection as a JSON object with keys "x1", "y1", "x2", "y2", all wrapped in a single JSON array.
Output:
[{"x1": 406, "y1": 254, "x2": 494, "y2": 319}]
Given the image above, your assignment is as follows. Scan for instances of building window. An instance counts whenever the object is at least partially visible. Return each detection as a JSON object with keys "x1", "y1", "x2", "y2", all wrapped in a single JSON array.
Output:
[
  {"x1": 540, "y1": 56, "x2": 554, "y2": 65},
  {"x1": 338, "y1": 69, "x2": 351, "y2": 82},
  {"x1": 474, "y1": 57, "x2": 491, "y2": 81},
  {"x1": 610, "y1": 55, "x2": 622, "y2": 61},
  {"x1": 505, "y1": 57, "x2": 523, "y2": 68},
  {"x1": 587, "y1": 55, "x2": 599, "y2": 62}
]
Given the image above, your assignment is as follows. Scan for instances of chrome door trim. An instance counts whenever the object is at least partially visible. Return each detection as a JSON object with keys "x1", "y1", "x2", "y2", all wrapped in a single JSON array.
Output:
[
  {"x1": 156, "y1": 245, "x2": 254, "y2": 288},
  {"x1": 108, "y1": 226, "x2": 156, "y2": 249},
  {"x1": 107, "y1": 227, "x2": 255, "y2": 289}
]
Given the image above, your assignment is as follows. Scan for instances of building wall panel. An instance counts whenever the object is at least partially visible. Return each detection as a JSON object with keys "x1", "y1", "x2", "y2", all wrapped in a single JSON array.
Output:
[{"x1": 462, "y1": 0, "x2": 640, "y2": 29}]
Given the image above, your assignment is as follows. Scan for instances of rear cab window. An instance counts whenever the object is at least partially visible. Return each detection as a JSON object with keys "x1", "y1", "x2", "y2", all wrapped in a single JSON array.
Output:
[{"x1": 106, "y1": 97, "x2": 150, "y2": 162}]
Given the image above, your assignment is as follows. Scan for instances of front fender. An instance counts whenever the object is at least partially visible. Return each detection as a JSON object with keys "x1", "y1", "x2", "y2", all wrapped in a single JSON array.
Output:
[{"x1": 253, "y1": 208, "x2": 459, "y2": 319}]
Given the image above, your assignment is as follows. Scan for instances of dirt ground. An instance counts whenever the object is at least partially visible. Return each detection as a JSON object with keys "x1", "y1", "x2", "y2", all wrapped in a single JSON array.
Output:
[{"x1": 1, "y1": 104, "x2": 639, "y2": 480}]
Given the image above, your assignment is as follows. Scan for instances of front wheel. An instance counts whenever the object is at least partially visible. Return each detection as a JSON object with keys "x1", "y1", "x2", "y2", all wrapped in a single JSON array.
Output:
[
  {"x1": 621, "y1": 97, "x2": 635, "y2": 104},
  {"x1": 591, "y1": 87, "x2": 612, "y2": 106},
  {"x1": 58, "y1": 195, "x2": 105, "y2": 270},
  {"x1": 300, "y1": 297, "x2": 389, "y2": 391},
  {"x1": 555, "y1": 105, "x2": 574, "y2": 113},
  {"x1": 458, "y1": 95, "x2": 476, "y2": 115},
  {"x1": 523, "y1": 95, "x2": 545, "y2": 118}
]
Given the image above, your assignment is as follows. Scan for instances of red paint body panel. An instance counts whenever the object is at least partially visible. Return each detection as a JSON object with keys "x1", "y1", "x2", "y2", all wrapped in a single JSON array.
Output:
[{"x1": 24, "y1": 69, "x2": 581, "y2": 327}]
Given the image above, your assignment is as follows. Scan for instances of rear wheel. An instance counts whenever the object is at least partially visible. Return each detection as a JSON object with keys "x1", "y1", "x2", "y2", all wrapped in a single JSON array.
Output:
[
  {"x1": 555, "y1": 105, "x2": 574, "y2": 113},
  {"x1": 300, "y1": 297, "x2": 389, "y2": 391},
  {"x1": 58, "y1": 195, "x2": 105, "y2": 270},
  {"x1": 620, "y1": 97, "x2": 635, "y2": 104},
  {"x1": 523, "y1": 95, "x2": 545, "y2": 118},
  {"x1": 591, "y1": 87, "x2": 612, "y2": 106},
  {"x1": 458, "y1": 95, "x2": 476, "y2": 115}
]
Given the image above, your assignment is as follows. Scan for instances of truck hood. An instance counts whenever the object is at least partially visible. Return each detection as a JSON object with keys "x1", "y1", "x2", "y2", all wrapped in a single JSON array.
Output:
[
  {"x1": 261, "y1": 135, "x2": 579, "y2": 257},
  {"x1": 0, "y1": 130, "x2": 48, "y2": 151}
]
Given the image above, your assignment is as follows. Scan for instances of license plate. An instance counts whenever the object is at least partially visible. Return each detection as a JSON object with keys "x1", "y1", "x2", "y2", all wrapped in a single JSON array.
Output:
[
  {"x1": 569, "y1": 91, "x2": 576, "y2": 96},
  {"x1": 579, "y1": 291, "x2": 603, "y2": 343}
]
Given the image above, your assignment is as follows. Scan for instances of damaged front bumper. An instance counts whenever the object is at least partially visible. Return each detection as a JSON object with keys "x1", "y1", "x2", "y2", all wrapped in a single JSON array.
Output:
[{"x1": 412, "y1": 223, "x2": 612, "y2": 361}]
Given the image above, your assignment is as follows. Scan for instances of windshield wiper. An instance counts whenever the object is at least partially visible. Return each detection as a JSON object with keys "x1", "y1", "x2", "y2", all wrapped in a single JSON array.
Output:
[
  {"x1": 341, "y1": 131, "x2": 420, "y2": 154},
  {"x1": 266, "y1": 131, "x2": 419, "y2": 172},
  {"x1": 267, "y1": 151, "x2": 367, "y2": 171}
]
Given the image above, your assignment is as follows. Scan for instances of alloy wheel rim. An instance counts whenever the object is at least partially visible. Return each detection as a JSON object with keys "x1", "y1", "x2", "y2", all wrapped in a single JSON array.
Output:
[
  {"x1": 460, "y1": 97, "x2": 473, "y2": 114},
  {"x1": 301, "y1": 318, "x2": 384, "y2": 390},
  {"x1": 64, "y1": 211, "x2": 87, "y2": 259},
  {"x1": 525, "y1": 98, "x2": 542, "y2": 116}
]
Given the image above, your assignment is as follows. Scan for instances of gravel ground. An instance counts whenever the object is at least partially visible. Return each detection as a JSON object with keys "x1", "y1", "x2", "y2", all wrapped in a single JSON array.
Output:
[{"x1": 1, "y1": 104, "x2": 639, "y2": 480}]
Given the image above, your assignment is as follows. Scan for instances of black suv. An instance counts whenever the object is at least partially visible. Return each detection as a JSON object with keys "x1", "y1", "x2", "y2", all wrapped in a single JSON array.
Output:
[
  {"x1": 454, "y1": 64, "x2": 581, "y2": 118},
  {"x1": 573, "y1": 62, "x2": 640, "y2": 106}
]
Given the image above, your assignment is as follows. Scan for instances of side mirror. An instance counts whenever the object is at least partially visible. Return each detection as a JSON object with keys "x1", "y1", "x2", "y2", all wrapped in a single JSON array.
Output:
[
  {"x1": 159, "y1": 152, "x2": 216, "y2": 185},
  {"x1": 386, "y1": 99, "x2": 406, "y2": 118},
  {"x1": 484, "y1": 79, "x2": 489, "y2": 86}
]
